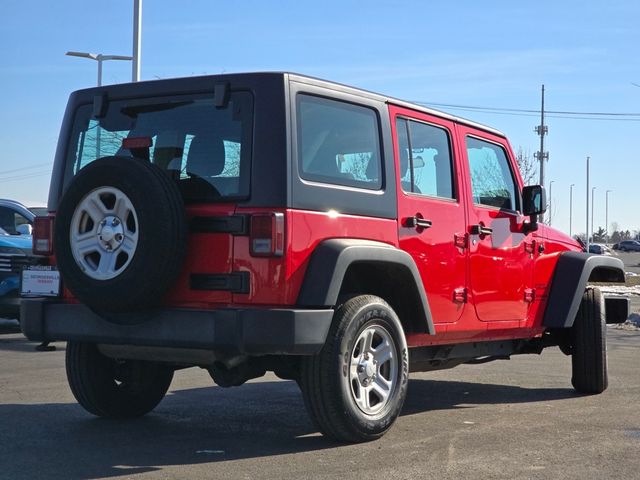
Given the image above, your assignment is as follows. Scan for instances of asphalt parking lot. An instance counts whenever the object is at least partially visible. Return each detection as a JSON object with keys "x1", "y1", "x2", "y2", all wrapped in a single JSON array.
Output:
[
  {"x1": 0, "y1": 327, "x2": 638, "y2": 480},
  {"x1": 1, "y1": 251, "x2": 638, "y2": 479}
]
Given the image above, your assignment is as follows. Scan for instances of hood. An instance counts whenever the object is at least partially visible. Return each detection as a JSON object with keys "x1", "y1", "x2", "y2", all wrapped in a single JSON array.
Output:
[
  {"x1": 541, "y1": 225, "x2": 583, "y2": 250},
  {"x1": 0, "y1": 234, "x2": 33, "y2": 252}
]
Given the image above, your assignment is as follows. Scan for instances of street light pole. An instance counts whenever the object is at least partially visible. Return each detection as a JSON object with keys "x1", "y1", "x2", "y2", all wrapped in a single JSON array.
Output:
[
  {"x1": 586, "y1": 157, "x2": 590, "y2": 252},
  {"x1": 132, "y1": 0, "x2": 142, "y2": 81},
  {"x1": 606, "y1": 190, "x2": 612, "y2": 244},
  {"x1": 591, "y1": 186, "x2": 596, "y2": 244},
  {"x1": 569, "y1": 183, "x2": 575, "y2": 237},
  {"x1": 548, "y1": 180, "x2": 555, "y2": 226},
  {"x1": 65, "y1": 51, "x2": 133, "y2": 159},
  {"x1": 66, "y1": 51, "x2": 133, "y2": 86}
]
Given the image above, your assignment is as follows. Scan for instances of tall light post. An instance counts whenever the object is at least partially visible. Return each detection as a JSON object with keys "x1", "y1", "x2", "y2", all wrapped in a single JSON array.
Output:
[
  {"x1": 569, "y1": 183, "x2": 575, "y2": 237},
  {"x1": 591, "y1": 186, "x2": 596, "y2": 243},
  {"x1": 605, "y1": 190, "x2": 612, "y2": 244},
  {"x1": 548, "y1": 180, "x2": 555, "y2": 226},
  {"x1": 586, "y1": 157, "x2": 590, "y2": 252},
  {"x1": 132, "y1": 0, "x2": 142, "y2": 81},
  {"x1": 66, "y1": 51, "x2": 132, "y2": 159},
  {"x1": 66, "y1": 51, "x2": 133, "y2": 87}
]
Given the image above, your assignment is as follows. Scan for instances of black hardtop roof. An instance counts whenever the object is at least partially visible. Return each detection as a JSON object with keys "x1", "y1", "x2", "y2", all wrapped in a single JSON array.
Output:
[{"x1": 70, "y1": 71, "x2": 505, "y2": 137}]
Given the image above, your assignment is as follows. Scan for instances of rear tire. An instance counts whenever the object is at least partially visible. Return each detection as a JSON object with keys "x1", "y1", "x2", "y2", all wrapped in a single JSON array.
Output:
[
  {"x1": 66, "y1": 341, "x2": 174, "y2": 418},
  {"x1": 300, "y1": 295, "x2": 409, "y2": 443},
  {"x1": 571, "y1": 287, "x2": 608, "y2": 394}
]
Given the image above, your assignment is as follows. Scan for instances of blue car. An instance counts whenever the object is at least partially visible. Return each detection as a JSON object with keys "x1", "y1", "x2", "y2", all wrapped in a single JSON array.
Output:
[{"x1": 0, "y1": 200, "x2": 44, "y2": 318}]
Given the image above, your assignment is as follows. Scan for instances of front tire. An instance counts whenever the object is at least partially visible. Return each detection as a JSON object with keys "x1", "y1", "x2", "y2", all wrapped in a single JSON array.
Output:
[
  {"x1": 300, "y1": 295, "x2": 409, "y2": 443},
  {"x1": 571, "y1": 287, "x2": 608, "y2": 394},
  {"x1": 66, "y1": 341, "x2": 174, "y2": 418}
]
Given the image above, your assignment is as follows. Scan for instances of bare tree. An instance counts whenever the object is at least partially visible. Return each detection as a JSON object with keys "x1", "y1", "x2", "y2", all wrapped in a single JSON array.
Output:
[
  {"x1": 515, "y1": 147, "x2": 538, "y2": 186},
  {"x1": 592, "y1": 226, "x2": 606, "y2": 243},
  {"x1": 610, "y1": 221, "x2": 619, "y2": 235}
]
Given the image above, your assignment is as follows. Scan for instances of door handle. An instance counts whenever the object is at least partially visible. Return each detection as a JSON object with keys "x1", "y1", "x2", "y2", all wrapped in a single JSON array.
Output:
[
  {"x1": 404, "y1": 216, "x2": 433, "y2": 230},
  {"x1": 470, "y1": 224, "x2": 493, "y2": 236}
]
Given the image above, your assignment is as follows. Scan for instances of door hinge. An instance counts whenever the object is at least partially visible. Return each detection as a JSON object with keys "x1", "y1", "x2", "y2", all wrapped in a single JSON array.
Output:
[
  {"x1": 453, "y1": 287, "x2": 467, "y2": 303},
  {"x1": 454, "y1": 233, "x2": 467, "y2": 249},
  {"x1": 524, "y1": 288, "x2": 535, "y2": 303}
]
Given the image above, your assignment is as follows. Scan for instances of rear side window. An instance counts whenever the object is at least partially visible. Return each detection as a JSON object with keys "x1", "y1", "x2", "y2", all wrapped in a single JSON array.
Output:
[
  {"x1": 466, "y1": 137, "x2": 518, "y2": 211},
  {"x1": 396, "y1": 118, "x2": 454, "y2": 199},
  {"x1": 297, "y1": 95, "x2": 382, "y2": 190},
  {"x1": 64, "y1": 92, "x2": 254, "y2": 203}
]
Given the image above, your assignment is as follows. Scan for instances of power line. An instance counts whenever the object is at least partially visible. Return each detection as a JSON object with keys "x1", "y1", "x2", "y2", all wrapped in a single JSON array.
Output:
[
  {"x1": 0, "y1": 170, "x2": 52, "y2": 183},
  {"x1": 0, "y1": 162, "x2": 52, "y2": 176},
  {"x1": 413, "y1": 101, "x2": 640, "y2": 117},
  {"x1": 414, "y1": 104, "x2": 640, "y2": 122}
]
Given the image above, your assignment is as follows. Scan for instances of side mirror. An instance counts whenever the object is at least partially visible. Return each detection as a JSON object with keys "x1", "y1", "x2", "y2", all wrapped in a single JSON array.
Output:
[
  {"x1": 16, "y1": 224, "x2": 33, "y2": 236},
  {"x1": 522, "y1": 185, "x2": 546, "y2": 232},
  {"x1": 522, "y1": 185, "x2": 546, "y2": 216}
]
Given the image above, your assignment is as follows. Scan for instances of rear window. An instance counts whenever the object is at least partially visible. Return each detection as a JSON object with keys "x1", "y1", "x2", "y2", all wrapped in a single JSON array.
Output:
[
  {"x1": 297, "y1": 94, "x2": 382, "y2": 190},
  {"x1": 63, "y1": 92, "x2": 253, "y2": 202}
]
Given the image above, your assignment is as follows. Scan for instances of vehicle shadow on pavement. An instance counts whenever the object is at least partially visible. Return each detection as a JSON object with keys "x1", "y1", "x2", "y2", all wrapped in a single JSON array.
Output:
[
  {"x1": 0, "y1": 377, "x2": 578, "y2": 480},
  {"x1": 402, "y1": 378, "x2": 576, "y2": 415}
]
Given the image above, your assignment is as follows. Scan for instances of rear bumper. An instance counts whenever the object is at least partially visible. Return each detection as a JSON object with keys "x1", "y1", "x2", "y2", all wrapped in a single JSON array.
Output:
[{"x1": 20, "y1": 299, "x2": 334, "y2": 355}]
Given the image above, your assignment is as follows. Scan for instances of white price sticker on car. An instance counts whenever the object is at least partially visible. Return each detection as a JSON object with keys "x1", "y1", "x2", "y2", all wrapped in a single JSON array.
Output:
[{"x1": 21, "y1": 267, "x2": 61, "y2": 297}]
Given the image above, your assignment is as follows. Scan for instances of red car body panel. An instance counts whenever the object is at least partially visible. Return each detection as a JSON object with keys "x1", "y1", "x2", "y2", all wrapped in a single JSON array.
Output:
[{"x1": 232, "y1": 208, "x2": 398, "y2": 307}]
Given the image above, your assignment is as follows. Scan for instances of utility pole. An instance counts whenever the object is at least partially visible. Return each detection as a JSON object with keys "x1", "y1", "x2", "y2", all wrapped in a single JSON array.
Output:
[
  {"x1": 132, "y1": 0, "x2": 142, "y2": 81},
  {"x1": 534, "y1": 85, "x2": 548, "y2": 223}
]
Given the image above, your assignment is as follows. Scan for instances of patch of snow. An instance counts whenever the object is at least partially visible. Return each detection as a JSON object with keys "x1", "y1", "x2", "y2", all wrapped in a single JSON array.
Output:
[
  {"x1": 598, "y1": 285, "x2": 640, "y2": 296},
  {"x1": 610, "y1": 313, "x2": 640, "y2": 331}
]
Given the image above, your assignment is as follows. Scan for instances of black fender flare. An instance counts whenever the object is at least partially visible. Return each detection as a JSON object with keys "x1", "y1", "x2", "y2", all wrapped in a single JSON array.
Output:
[
  {"x1": 542, "y1": 251, "x2": 625, "y2": 328},
  {"x1": 297, "y1": 238, "x2": 435, "y2": 334}
]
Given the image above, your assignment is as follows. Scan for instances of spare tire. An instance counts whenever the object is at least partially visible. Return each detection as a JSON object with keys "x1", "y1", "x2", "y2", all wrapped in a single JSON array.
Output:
[{"x1": 54, "y1": 156, "x2": 187, "y2": 316}]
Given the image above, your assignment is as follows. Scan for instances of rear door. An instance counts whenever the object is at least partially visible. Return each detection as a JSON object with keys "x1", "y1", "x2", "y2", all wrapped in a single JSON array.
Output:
[
  {"x1": 391, "y1": 106, "x2": 467, "y2": 325},
  {"x1": 458, "y1": 126, "x2": 534, "y2": 322}
]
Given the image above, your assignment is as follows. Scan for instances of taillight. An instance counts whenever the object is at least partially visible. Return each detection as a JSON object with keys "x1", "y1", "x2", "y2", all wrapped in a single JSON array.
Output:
[
  {"x1": 33, "y1": 216, "x2": 54, "y2": 255},
  {"x1": 250, "y1": 213, "x2": 284, "y2": 257}
]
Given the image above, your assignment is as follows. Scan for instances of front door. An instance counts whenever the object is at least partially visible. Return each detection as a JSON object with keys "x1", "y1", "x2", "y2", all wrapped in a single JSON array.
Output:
[
  {"x1": 458, "y1": 128, "x2": 533, "y2": 322},
  {"x1": 391, "y1": 106, "x2": 467, "y2": 325}
]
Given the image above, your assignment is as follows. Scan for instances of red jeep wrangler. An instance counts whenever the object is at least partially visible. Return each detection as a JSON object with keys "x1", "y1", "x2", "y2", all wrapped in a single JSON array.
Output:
[{"x1": 21, "y1": 73, "x2": 628, "y2": 442}]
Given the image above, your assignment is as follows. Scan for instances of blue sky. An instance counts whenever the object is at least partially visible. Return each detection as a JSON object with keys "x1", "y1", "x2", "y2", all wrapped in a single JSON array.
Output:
[{"x1": 1, "y1": 0, "x2": 639, "y2": 236}]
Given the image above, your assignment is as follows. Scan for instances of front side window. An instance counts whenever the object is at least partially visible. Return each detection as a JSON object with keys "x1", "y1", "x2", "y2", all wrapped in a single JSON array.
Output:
[
  {"x1": 396, "y1": 118, "x2": 454, "y2": 199},
  {"x1": 0, "y1": 207, "x2": 30, "y2": 235},
  {"x1": 297, "y1": 95, "x2": 382, "y2": 190},
  {"x1": 65, "y1": 92, "x2": 253, "y2": 202},
  {"x1": 466, "y1": 137, "x2": 518, "y2": 211}
]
